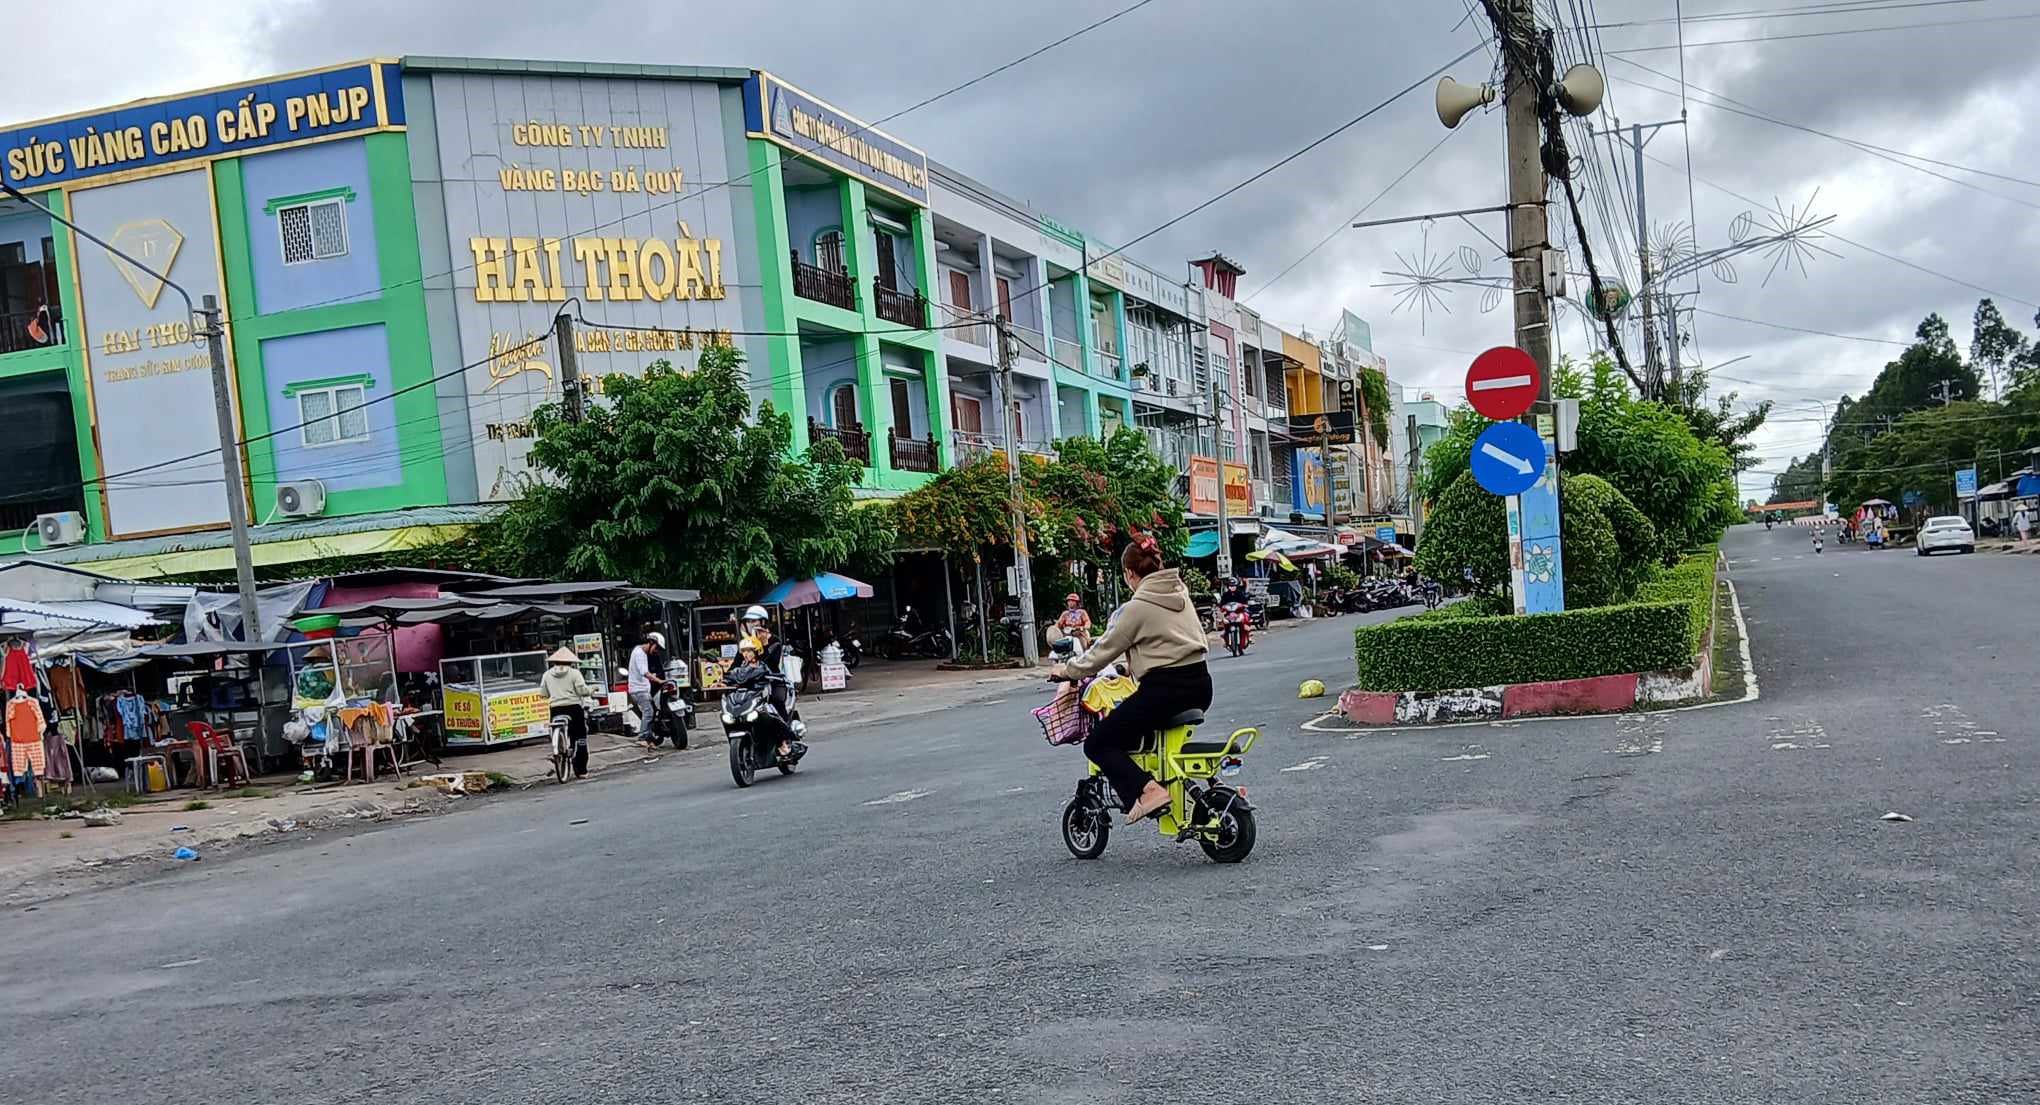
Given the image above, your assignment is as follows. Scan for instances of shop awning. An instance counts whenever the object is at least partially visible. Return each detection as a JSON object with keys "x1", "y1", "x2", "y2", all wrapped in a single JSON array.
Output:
[
  {"x1": 1256, "y1": 527, "x2": 1342, "y2": 560},
  {"x1": 13, "y1": 505, "x2": 501, "y2": 580},
  {"x1": 1184, "y1": 530, "x2": 1222, "y2": 558},
  {"x1": 383, "y1": 601, "x2": 596, "y2": 627},
  {"x1": 631, "y1": 586, "x2": 703, "y2": 605},
  {"x1": 467, "y1": 581, "x2": 633, "y2": 601},
  {"x1": 0, "y1": 596, "x2": 158, "y2": 632}
]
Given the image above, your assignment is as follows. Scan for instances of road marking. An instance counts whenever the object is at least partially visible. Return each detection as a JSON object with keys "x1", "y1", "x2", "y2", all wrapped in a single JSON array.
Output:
[
  {"x1": 1281, "y1": 756, "x2": 1329, "y2": 772},
  {"x1": 1470, "y1": 373, "x2": 1534, "y2": 392},
  {"x1": 1479, "y1": 441, "x2": 1535, "y2": 475},
  {"x1": 864, "y1": 789, "x2": 931, "y2": 806},
  {"x1": 158, "y1": 958, "x2": 206, "y2": 970},
  {"x1": 1440, "y1": 751, "x2": 1489, "y2": 761}
]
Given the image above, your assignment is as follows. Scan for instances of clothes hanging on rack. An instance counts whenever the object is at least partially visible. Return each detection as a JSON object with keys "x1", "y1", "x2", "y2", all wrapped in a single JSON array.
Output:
[
  {"x1": 6, "y1": 693, "x2": 46, "y2": 778},
  {"x1": 44, "y1": 661, "x2": 84, "y2": 712},
  {"x1": 1, "y1": 643, "x2": 33, "y2": 693}
]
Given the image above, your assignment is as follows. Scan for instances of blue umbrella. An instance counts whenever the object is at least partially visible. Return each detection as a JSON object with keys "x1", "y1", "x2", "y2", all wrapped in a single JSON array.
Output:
[{"x1": 759, "y1": 572, "x2": 875, "y2": 609}]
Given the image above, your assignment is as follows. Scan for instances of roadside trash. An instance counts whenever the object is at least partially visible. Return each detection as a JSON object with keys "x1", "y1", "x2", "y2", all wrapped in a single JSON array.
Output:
[
  {"x1": 172, "y1": 847, "x2": 199, "y2": 861},
  {"x1": 87, "y1": 766, "x2": 118, "y2": 783},
  {"x1": 298, "y1": 770, "x2": 315, "y2": 784},
  {"x1": 267, "y1": 818, "x2": 298, "y2": 832},
  {"x1": 169, "y1": 825, "x2": 190, "y2": 833},
  {"x1": 82, "y1": 809, "x2": 122, "y2": 827},
  {"x1": 417, "y1": 772, "x2": 493, "y2": 795},
  {"x1": 1879, "y1": 812, "x2": 1915, "y2": 823},
  {"x1": 1298, "y1": 679, "x2": 1326, "y2": 699}
]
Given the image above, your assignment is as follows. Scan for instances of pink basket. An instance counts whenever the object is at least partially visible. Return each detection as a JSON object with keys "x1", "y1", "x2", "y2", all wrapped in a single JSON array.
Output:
[{"x1": 1033, "y1": 694, "x2": 1093, "y2": 746}]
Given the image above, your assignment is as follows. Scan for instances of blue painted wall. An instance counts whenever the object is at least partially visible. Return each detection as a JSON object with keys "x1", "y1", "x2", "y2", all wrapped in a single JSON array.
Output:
[
  {"x1": 785, "y1": 186, "x2": 842, "y2": 266},
  {"x1": 260, "y1": 324, "x2": 399, "y2": 492},
  {"x1": 802, "y1": 337, "x2": 857, "y2": 425},
  {"x1": 240, "y1": 137, "x2": 382, "y2": 313}
]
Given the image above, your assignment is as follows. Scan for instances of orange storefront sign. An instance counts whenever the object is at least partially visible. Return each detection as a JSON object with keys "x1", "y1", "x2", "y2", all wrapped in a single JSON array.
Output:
[{"x1": 1190, "y1": 455, "x2": 1253, "y2": 515}]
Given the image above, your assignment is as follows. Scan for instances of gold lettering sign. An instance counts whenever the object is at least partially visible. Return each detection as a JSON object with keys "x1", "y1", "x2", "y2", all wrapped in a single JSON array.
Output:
[{"x1": 470, "y1": 229, "x2": 726, "y2": 304}]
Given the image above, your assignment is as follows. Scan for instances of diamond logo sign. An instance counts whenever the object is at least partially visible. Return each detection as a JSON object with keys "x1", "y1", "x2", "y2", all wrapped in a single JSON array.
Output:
[{"x1": 106, "y1": 218, "x2": 184, "y2": 309}]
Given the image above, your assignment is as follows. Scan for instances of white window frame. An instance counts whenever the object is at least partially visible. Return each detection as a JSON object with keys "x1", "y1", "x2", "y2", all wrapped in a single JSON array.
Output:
[
  {"x1": 297, "y1": 383, "x2": 370, "y2": 448},
  {"x1": 278, "y1": 197, "x2": 349, "y2": 266}
]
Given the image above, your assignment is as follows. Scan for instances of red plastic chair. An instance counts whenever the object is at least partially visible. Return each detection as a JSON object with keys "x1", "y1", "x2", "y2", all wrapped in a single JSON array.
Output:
[{"x1": 185, "y1": 722, "x2": 249, "y2": 789}]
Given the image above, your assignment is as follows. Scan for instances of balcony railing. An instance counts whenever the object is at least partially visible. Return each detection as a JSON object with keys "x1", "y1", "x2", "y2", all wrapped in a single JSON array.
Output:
[
  {"x1": 873, "y1": 279, "x2": 927, "y2": 328},
  {"x1": 939, "y1": 302, "x2": 991, "y2": 347},
  {"x1": 1050, "y1": 337, "x2": 1082, "y2": 371},
  {"x1": 889, "y1": 429, "x2": 940, "y2": 473},
  {"x1": 809, "y1": 418, "x2": 872, "y2": 467},
  {"x1": 953, "y1": 430, "x2": 1003, "y2": 464},
  {"x1": 1010, "y1": 322, "x2": 1048, "y2": 362},
  {"x1": 1095, "y1": 348, "x2": 1122, "y2": 379},
  {"x1": 0, "y1": 307, "x2": 63, "y2": 356},
  {"x1": 791, "y1": 252, "x2": 855, "y2": 311}
]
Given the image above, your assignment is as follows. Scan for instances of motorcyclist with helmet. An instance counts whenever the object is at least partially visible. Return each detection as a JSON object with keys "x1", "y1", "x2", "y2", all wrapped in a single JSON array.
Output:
[
  {"x1": 627, "y1": 627, "x2": 671, "y2": 752},
  {"x1": 737, "y1": 604, "x2": 806, "y2": 738}
]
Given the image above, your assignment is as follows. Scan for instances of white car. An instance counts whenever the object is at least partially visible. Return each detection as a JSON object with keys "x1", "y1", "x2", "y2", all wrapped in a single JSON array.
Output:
[{"x1": 1915, "y1": 515, "x2": 1975, "y2": 555}]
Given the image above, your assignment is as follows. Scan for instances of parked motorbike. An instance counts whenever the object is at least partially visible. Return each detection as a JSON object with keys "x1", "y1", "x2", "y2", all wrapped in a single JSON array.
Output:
[
  {"x1": 721, "y1": 676, "x2": 806, "y2": 787},
  {"x1": 648, "y1": 681, "x2": 691, "y2": 749},
  {"x1": 1220, "y1": 601, "x2": 1253, "y2": 657},
  {"x1": 873, "y1": 606, "x2": 954, "y2": 660}
]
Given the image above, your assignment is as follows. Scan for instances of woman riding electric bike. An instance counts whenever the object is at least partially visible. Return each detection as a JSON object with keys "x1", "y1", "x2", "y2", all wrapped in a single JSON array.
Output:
[{"x1": 1050, "y1": 537, "x2": 1211, "y2": 823}]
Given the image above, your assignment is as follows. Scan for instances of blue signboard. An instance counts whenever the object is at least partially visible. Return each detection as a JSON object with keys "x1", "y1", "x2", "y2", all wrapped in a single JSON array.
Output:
[
  {"x1": 1375, "y1": 525, "x2": 1397, "y2": 544},
  {"x1": 1291, "y1": 448, "x2": 1328, "y2": 513},
  {"x1": 1902, "y1": 490, "x2": 1924, "y2": 507},
  {"x1": 744, "y1": 72, "x2": 929, "y2": 206},
  {"x1": 1471, "y1": 421, "x2": 1548, "y2": 497},
  {"x1": 1955, "y1": 467, "x2": 1978, "y2": 499},
  {"x1": 1515, "y1": 460, "x2": 1565, "y2": 614},
  {"x1": 1, "y1": 62, "x2": 402, "y2": 190}
]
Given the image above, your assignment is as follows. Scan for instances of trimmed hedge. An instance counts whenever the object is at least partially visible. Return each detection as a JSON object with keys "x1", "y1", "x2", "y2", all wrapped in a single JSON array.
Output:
[{"x1": 1354, "y1": 548, "x2": 1718, "y2": 692}]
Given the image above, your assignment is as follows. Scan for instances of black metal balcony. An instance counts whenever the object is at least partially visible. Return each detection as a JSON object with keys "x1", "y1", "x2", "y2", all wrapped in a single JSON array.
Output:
[
  {"x1": 0, "y1": 307, "x2": 63, "y2": 356},
  {"x1": 872, "y1": 279, "x2": 926, "y2": 328},
  {"x1": 791, "y1": 251, "x2": 855, "y2": 311},
  {"x1": 889, "y1": 429, "x2": 939, "y2": 473},
  {"x1": 809, "y1": 417, "x2": 872, "y2": 467}
]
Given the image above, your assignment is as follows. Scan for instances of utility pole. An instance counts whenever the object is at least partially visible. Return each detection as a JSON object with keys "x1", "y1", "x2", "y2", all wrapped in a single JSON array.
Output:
[
  {"x1": 198, "y1": 295, "x2": 263, "y2": 643},
  {"x1": 1932, "y1": 378, "x2": 1956, "y2": 406},
  {"x1": 1498, "y1": 0, "x2": 1555, "y2": 408},
  {"x1": 554, "y1": 311, "x2": 584, "y2": 422},
  {"x1": 1, "y1": 179, "x2": 265, "y2": 643},
  {"x1": 996, "y1": 314, "x2": 1040, "y2": 666},
  {"x1": 1406, "y1": 412, "x2": 1423, "y2": 545}
]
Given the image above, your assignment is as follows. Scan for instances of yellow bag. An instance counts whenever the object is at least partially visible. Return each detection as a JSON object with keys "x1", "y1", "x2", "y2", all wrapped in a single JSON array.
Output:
[
  {"x1": 1298, "y1": 679, "x2": 1326, "y2": 699},
  {"x1": 1081, "y1": 675, "x2": 1139, "y2": 716}
]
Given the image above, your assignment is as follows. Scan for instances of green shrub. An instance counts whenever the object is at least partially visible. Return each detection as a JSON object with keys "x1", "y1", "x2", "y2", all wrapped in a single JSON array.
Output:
[
  {"x1": 1354, "y1": 549, "x2": 1717, "y2": 691},
  {"x1": 1412, "y1": 470, "x2": 1507, "y2": 595},
  {"x1": 1561, "y1": 473, "x2": 1657, "y2": 607}
]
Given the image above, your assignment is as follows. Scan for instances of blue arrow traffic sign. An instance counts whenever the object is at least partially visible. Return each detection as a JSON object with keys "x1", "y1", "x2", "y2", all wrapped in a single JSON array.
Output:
[{"x1": 1470, "y1": 421, "x2": 1548, "y2": 497}]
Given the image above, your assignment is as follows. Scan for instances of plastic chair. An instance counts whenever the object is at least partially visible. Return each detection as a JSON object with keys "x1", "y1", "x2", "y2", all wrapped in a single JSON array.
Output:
[
  {"x1": 185, "y1": 722, "x2": 250, "y2": 789},
  {"x1": 125, "y1": 754, "x2": 168, "y2": 794}
]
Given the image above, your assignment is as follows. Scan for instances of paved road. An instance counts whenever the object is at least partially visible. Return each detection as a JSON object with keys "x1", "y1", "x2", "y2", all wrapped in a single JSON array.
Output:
[{"x1": 6, "y1": 533, "x2": 2034, "y2": 1104}]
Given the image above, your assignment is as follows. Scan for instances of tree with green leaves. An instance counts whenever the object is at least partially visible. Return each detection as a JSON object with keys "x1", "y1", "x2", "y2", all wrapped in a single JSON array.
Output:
[
  {"x1": 1971, "y1": 298, "x2": 2034, "y2": 400},
  {"x1": 460, "y1": 343, "x2": 890, "y2": 594}
]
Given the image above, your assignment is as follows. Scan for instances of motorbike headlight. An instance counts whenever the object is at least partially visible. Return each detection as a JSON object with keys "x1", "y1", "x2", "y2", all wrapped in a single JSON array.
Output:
[
  {"x1": 720, "y1": 711, "x2": 735, "y2": 724},
  {"x1": 745, "y1": 708, "x2": 761, "y2": 722}
]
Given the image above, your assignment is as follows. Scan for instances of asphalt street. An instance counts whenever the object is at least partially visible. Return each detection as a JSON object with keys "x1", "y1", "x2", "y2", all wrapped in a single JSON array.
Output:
[{"x1": 5, "y1": 527, "x2": 2034, "y2": 1104}]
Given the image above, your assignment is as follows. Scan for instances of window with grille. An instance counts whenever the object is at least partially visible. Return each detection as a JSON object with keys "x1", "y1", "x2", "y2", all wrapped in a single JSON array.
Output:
[
  {"x1": 278, "y1": 198, "x2": 349, "y2": 265},
  {"x1": 299, "y1": 384, "x2": 368, "y2": 447}
]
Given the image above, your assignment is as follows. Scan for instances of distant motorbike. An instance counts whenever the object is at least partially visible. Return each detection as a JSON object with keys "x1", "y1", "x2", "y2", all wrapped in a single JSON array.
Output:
[
  {"x1": 1220, "y1": 601, "x2": 1253, "y2": 657},
  {"x1": 1421, "y1": 579, "x2": 1444, "y2": 610},
  {"x1": 873, "y1": 606, "x2": 954, "y2": 660},
  {"x1": 721, "y1": 675, "x2": 806, "y2": 787},
  {"x1": 648, "y1": 680, "x2": 690, "y2": 749}
]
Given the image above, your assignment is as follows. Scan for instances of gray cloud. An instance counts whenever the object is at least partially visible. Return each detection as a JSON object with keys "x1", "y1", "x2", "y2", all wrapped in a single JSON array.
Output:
[{"x1": 12, "y1": 0, "x2": 2037, "y2": 495}]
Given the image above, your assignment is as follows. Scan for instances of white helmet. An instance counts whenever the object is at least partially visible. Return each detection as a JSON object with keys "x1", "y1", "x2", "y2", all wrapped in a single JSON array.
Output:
[
  {"x1": 646, "y1": 631, "x2": 665, "y2": 649},
  {"x1": 742, "y1": 605, "x2": 768, "y2": 623}
]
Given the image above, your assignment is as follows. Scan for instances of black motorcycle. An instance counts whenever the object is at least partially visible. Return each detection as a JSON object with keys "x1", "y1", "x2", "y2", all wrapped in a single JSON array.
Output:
[
  {"x1": 647, "y1": 680, "x2": 691, "y2": 749},
  {"x1": 721, "y1": 677, "x2": 806, "y2": 787},
  {"x1": 874, "y1": 606, "x2": 954, "y2": 660}
]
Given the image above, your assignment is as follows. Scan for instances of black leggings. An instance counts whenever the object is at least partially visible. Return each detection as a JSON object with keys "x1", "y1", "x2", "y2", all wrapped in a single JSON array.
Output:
[{"x1": 1084, "y1": 662, "x2": 1213, "y2": 810}]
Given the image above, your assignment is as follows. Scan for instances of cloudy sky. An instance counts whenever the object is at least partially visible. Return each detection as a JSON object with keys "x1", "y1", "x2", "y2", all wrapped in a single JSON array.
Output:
[{"x1": 18, "y1": 0, "x2": 2038, "y2": 498}]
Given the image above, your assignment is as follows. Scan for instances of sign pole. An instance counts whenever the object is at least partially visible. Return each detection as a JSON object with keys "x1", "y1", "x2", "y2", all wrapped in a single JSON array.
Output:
[{"x1": 1322, "y1": 427, "x2": 1336, "y2": 547}]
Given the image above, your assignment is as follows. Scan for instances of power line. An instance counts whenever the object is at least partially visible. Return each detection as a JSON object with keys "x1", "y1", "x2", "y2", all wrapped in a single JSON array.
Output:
[
  {"x1": 1605, "y1": 10, "x2": 2040, "y2": 53},
  {"x1": 1592, "y1": 0, "x2": 1990, "y2": 28},
  {"x1": 1242, "y1": 127, "x2": 1467, "y2": 303},
  {"x1": 1692, "y1": 307, "x2": 1913, "y2": 346},
  {"x1": 1644, "y1": 149, "x2": 2040, "y2": 310},
  {"x1": 1610, "y1": 55, "x2": 2040, "y2": 190}
]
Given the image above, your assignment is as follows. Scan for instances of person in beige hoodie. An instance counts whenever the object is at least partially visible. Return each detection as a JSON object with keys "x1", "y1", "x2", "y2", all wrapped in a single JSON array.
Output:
[{"x1": 1052, "y1": 537, "x2": 1212, "y2": 823}]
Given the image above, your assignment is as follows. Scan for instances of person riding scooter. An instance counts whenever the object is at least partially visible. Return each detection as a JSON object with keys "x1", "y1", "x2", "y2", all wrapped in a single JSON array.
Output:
[
  {"x1": 1051, "y1": 537, "x2": 1212, "y2": 825},
  {"x1": 724, "y1": 637, "x2": 798, "y2": 759},
  {"x1": 736, "y1": 606, "x2": 805, "y2": 737}
]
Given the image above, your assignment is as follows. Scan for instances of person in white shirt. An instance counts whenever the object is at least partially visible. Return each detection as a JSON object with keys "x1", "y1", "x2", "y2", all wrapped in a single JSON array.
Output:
[
  {"x1": 542, "y1": 648, "x2": 593, "y2": 777},
  {"x1": 627, "y1": 630, "x2": 668, "y2": 751},
  {"x1": 2015, "y1": 507, "x2": 2032, "y2": 543}
]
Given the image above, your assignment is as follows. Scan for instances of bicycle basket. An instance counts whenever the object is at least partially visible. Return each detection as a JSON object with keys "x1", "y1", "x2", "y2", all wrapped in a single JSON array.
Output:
[{"x1": 1032, "y1": 693, "x2": 1093, "y2": 746}]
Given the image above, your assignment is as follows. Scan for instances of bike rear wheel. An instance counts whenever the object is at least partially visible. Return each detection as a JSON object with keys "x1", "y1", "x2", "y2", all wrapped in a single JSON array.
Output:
[
  {"x1": 1198, "y1": 800, "x2": 1256, "y2": 863},
  {"x1": 553, "y1": 748, "x2": 571, "y2": 784}
]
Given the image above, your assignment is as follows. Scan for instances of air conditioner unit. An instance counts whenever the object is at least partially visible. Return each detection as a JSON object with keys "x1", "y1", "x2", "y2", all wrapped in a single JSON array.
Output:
[
  {"x1": 34, "y1": 511, "x2": 85, "y2": 548},
  {"x1": 274, "y1": 479, "x2": 328, "y2": 518}
]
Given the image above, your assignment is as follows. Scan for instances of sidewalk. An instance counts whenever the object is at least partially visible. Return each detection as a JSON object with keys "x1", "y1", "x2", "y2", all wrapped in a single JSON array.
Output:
[
  {"x1": 1979, "y1": 537, "x2": 2040, "y2": 555},
  {"x1": 0, "y1": 729, "x2": 666, "y2": 907}
]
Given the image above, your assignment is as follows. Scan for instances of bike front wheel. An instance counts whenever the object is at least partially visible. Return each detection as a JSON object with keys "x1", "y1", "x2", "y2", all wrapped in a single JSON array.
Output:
[
  {"x1": 1061, "y1": 796, "x2": 1111, "y2": 859},
  {"x1": 729, "y1": 740, "x2": 756, "y2": 788}
]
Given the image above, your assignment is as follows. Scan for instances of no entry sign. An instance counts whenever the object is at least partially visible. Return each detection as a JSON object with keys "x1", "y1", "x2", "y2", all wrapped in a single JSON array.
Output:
[{"x1": 1465, "y1": 346, "x2": 1540, "y2": 421}]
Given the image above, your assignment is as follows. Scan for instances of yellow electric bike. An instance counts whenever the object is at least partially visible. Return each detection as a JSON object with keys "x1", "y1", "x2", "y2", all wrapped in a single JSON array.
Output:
[{"x1": 1048, "y1": 658, "x2": 1261, "y2": 862}]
